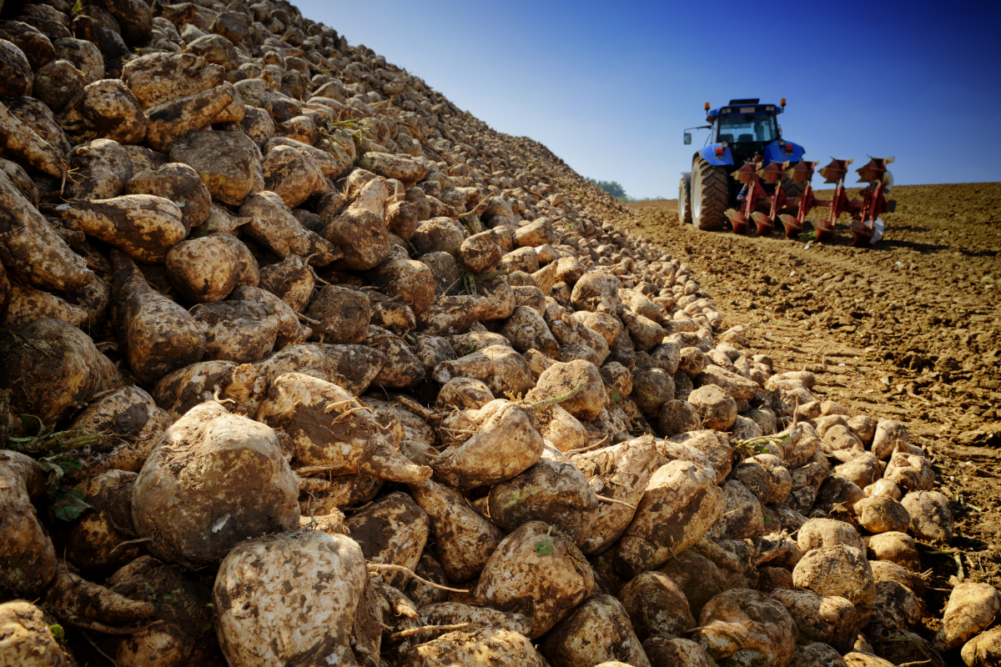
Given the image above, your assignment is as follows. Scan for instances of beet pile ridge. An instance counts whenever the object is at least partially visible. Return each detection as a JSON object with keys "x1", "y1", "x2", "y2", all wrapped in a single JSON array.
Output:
[{"x1": 0, "y1": 1, "x2": 998, "y2": 666}]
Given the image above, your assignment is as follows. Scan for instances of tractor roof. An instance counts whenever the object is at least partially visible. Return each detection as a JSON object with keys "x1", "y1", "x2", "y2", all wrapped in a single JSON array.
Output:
[{"x1": 707, "y1": 99, "x2": 783, "y2": 121}]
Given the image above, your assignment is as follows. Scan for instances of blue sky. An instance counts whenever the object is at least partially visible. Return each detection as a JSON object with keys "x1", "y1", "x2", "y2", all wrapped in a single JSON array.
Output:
[{"x1": 298, "y1": 0, "x2": 1001, "y2": 199}]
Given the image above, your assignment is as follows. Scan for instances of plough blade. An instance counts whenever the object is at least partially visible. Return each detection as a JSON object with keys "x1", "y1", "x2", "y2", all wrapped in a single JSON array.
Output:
[
  {"x1": 730, "y1": 162, "x2": 759, "y2": 184},
  {"x1": 855, "y1": 156, "x2": 895, "y2": 183},
  {"x1": 850, "y1": 156, "x2": 896, "y2": 246},
  {"x1": 785, "y1": 160, "x2": 818, "y2": 183},
  {"x1": 750, "y1": 211, "x2": 774, "y2": 235},
  {"x1": 775, "y1": 160, "x2": 816, "y2": 239},
  {"x1": 779, "y1": 214, "x2": 804, "y2": 239},
  {"x1": 851, "y1": 218, "x2": 875, "y2": 247},
  {"x1": 756, "y1": 161, "x2": 785, "y2": 185},
  {"x1": 725, "y1": 208, "x2": 751, "y2": 234},
  {"x1": 818, "y1": 158, "x2": 854, "y2": 184},
  {"x1": 811, "y1": 158, "x2": 852, "y2": 243},
  {"x1": 726, "y1": 161, "x2": 764, "y2": 235},
  {"x1": 816, "y1": 225, "x2": 837, "y2": 243}
]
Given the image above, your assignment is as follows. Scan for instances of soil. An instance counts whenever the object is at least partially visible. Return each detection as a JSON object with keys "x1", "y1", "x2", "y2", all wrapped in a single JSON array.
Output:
[{"x1": 619, "y1": 183, "x2": 1001, "y2": 641}]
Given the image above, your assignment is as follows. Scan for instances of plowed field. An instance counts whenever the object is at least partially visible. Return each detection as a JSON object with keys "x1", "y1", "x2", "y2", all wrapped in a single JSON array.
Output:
[{"x1": 623, "y1": 183, "x2": 1001, "y2": 600}]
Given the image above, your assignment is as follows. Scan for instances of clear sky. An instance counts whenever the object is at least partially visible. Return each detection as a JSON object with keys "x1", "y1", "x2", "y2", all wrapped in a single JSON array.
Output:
[{"x1": 297, "y1": 0, "x2": 1001, "y2": 200}]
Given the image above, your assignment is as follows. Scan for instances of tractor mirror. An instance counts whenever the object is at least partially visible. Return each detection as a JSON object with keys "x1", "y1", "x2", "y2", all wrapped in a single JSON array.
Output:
[{"x1": 683, "y1": 132, "x2": 692, "y2": 145}]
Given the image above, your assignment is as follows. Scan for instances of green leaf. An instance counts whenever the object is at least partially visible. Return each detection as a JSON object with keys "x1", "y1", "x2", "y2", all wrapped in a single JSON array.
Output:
[
  {"x1": 51, "y1": 456, "x2": 82, "y2": 473},
  {"x1": 18, "y1": 414, "x2": 46, "y2": 437},
  {"x1": 40, "y1": 455, "x2": 83, "y2": 491},
  {"x1": 49, "y1": 487, "x2": 91, "y2": 521},
  {"x1": 49, "y1": 624, "x2": 65, "y2": 644},
  {"x1": 535, "y1": 539, "x2": 554, "y2": 556},
  {"x1": 40, "y1": 460, "x2": 65, "y2": 491},
  {"x1": 612, "y1": 390, "x2": 620, "y2": 403}
]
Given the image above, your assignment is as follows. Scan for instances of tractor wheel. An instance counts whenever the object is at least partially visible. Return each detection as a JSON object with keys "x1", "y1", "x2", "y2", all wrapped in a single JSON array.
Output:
[
  {"x1": 678, "y1": 176, "x2": 692, "y2": 225},
  {"x1": 690, "y1": 155, "x2": 728, "y2": 230}
]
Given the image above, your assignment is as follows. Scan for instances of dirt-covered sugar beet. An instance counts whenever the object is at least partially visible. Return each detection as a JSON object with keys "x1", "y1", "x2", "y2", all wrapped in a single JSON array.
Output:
[{"x1": 0, "y1": 2, "x2": 995, "y2": 664}]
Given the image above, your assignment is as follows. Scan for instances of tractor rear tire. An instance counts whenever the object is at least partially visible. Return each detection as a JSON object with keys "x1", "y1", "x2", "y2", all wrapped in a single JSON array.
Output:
[
  {"x1": 691, "y1": 155, "x2": 728, "y2": 230},
  {"x1": 678, "y1": 176, "x2": 692, "y2": 225}
]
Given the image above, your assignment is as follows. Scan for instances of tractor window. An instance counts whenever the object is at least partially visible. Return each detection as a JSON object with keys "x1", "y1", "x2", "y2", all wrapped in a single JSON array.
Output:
[{"x1": 717, "y1": 115, "x2": 777, "y2": 143}]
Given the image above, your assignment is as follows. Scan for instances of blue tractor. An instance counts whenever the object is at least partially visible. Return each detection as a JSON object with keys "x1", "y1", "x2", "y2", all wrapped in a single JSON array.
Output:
[{"x1": 679, "y1": 98, "x2": 804, "y2": 230}]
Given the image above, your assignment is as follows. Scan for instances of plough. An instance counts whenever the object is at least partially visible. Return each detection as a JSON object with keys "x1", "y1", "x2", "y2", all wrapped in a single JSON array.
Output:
[{"x1": 725, "y1": 157, "x2": 896, "y2": 246}]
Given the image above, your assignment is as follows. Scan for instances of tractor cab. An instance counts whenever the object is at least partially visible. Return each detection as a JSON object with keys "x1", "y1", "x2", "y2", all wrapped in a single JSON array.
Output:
[
  {"x1": 684, "y1": 98, "x2": 804, "y2": 171},
  {"x1": 710, "y1": 100, "x2": 782, "y2": 168}
]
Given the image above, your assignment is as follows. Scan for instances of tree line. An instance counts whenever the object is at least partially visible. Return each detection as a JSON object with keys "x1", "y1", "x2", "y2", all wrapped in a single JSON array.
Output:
[{"x1": 587, "y1": 178, "x2": 664, "y2": 203}]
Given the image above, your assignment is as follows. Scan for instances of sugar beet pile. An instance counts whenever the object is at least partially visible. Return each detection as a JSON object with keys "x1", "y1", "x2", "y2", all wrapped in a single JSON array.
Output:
[{"x1": 1, "y1": 1, "x2": 999, "y2": 666}]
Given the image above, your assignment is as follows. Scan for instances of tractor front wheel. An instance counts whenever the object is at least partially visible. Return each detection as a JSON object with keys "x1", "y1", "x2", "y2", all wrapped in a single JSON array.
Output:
[
  {"x1": 691, "y1": 155, "x2": 728, "y2": 230},
  {"x1": 678, "y1": 175, "x2": 692, "y2": 225}
]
